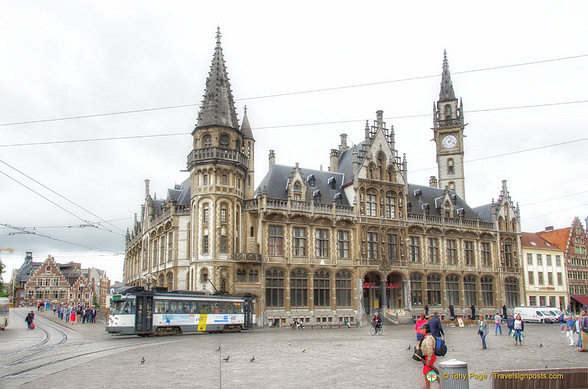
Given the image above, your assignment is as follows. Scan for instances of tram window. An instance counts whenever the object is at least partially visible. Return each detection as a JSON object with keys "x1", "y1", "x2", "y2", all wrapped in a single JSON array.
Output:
[
  {"x1": 211, "y1": 302, "x2": 220, "y2": 314},
  {"x1": 199, "y1": 302, "x2": 210, "y2": 314},
  {"x1": 186, "y1": 303, "x2": 195, "y2": 314},
  {"x1": 155, "y1": 301, "x2": 167, "y2": 314},
  {"x1": 111, "y1": 300, "x2": 134, "y2": 315},
  {"x1": 223, "y1": 303, "x2": 233, "y2": 314},
  {"x1": 169, "y1": 302, "x2": 177, "y2": 313},
  {"x1": 233, "y1": 302, "x2": 242, "y2": 313}
]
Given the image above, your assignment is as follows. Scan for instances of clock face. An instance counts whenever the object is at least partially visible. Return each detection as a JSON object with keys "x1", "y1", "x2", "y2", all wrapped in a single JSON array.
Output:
[{"x1": 442, "y1": 134, "x2": 458, "y2": 149}]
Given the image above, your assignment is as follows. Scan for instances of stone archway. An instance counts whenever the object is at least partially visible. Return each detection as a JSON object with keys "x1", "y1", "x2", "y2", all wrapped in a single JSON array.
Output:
[
  {"x1": 362, "y1": 272, "x2": 383, "y2": 315},
  {"x1": 386, "y1": 272, "x2": 404, "y2": 309}
]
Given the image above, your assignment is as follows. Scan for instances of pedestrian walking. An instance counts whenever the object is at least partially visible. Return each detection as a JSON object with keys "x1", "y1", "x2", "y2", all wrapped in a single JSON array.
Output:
[
  {"x1": 470, "y1": 304, "x2": 476, "y2": 320},
  {"x1": 502, "y1": 305, "x2": 507, "y2": 320},
  {"x1": 514, "y1": 313, "x2": 524, "y2": 345},
  {"x1": 25, "y1": 311, "x2": 34, "y2": 329},
  {"x1": 579, "y1": 310, "x2": 587, "y2": 352},
  {"x1": 415, "y1": 313, "x2": 428, "y2": 341},
  {"x1": 494, "y1": 312, "x2": 502, "y2": 335},
  {"x1": 428, "y1": 312, "x2": 445, "y2": 339},
  {"x1": 478, "y1": 315, "x2": 489, "y2": 349},
  {"x1": 566, "y1": 315, "x2": 576, "y2": 346},
  {"x1": 507, "y1": 314, "x2": 515, "y2": 338}
]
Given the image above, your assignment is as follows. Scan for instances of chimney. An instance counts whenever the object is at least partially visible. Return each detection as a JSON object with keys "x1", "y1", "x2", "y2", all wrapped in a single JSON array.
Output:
[
  {"x1": 545, "y1": 226, "x2": 554, "y2": 232},
  {"x1": 330, "y1": 149, "x2": 340, "y2": 172},
  {"x1": 269, "y1": 150, "x2": 275, "y2": 169},
  {"x1": 429, "y1": 176, "x2": 438, "y2": 188},
  {"x1": 339, "y1": 133, "x2": 348, "y2": 151},
  {"x1": 144, "y1": 179, "x2": 150, "y2": 198}
]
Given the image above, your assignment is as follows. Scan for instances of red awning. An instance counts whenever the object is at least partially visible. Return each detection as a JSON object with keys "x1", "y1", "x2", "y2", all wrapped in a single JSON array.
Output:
[{"x1": 571, "y1": 295, "x2": 588, "y2": 306}]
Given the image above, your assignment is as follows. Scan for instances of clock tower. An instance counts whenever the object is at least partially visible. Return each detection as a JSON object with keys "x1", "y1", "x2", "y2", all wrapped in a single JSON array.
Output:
[{"x1": 433, "y1": 51, "x2": 466, "y2": 200}]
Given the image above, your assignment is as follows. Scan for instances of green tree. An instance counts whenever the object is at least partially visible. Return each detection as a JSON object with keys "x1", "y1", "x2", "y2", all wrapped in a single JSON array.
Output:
[{"x1": 0, "y1": 260, "x2": 7, "y2": 297}]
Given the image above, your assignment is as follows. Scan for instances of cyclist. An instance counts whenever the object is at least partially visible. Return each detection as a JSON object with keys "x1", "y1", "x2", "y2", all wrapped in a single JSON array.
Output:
[{"x1": 372, "y1": 311, "x2": 383, "y2": 332}]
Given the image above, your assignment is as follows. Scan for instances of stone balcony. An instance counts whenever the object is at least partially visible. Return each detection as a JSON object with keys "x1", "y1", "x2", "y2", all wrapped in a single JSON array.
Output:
[
  {"x1": 244, "y1": 197, "x2": 355, "y2": 218},
  {"x1": 187, "y1": 147, "x2": 248, "y2": 170}
]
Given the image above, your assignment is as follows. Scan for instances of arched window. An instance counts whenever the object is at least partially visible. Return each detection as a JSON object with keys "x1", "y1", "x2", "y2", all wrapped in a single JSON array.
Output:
[
  {"x1": 237, "y1": 269, "x2": 247, "y2": 282},
  {"x1": 314, "y1": 270, "x2": 331, "y2": 307},
  {"x1": 336, "y1": 270, "x2": 352, "y2": 307},
  {"x1": 377, "y1": 153, "x2": 385, "y2": 180},
  {"x1": 265, "y1": 268, "x2": 285, "y2": 307},
  {"x1": 481, "y1": 276, "x2": 494, "y2": 306},
  {"x1": 167, "y1": 272, "x2": 173, "y2": 289},
  {"x1": 410, "y1": 273, "x2": 423, "y2": 306},
  {"x1": 446, "y1": 274, "x2": 460, "y2": 306},
  {"x1": 293, "y1": 181, "x2": 302, "y2": 191},
  {"x1": 203, "y1": 134, "x2": 212, "y2": 147},
  {"x1": 385, "y1": 192, "x2": 395, "y2": 218},
  {"x1": 505, "y1": 277, "x2": 519, "y2": 307},
  {"x1": 236, "y1": 139, "x2": 241, "y2": 152},
  {"x1": 464, "y1": 275, "x2": 477, "y2": 307},
  {"x1": 290, "y1": 269, "x2": 308, "y2": 307},
  {"x1": 248, "y1": 269, "x2": 258, "y2": 282},
  {"x1": 427, "y1": 274, "x2": 442, "y2": 306},
  {"x1": 219, "y1": 134, "x2": 229, "y2": 148},
  {"x1": 366, "y1": 190, "x2": 377, "y2": 217},
  {"x1": 158, "y1": 274, "x2": 165, "y2": 287},
  {"x1": 447, "y1": 159, "x2": 454, "y2": 175},
  {"x1": 448, "y1": 181, "x2": 455, "y2": 191},
  {"x1": 444, "y1": 104, "x2": 452, "y2": 119}
]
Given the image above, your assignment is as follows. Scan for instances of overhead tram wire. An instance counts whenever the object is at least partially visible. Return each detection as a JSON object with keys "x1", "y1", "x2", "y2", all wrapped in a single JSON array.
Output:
[
  {"x1": 0, "y1": 169, "x2": 122, "y2": 236},
  {"x1": 0, "y1": 159, "x2": 125, "y2": 234},
  {"x1": 1, "y1": 100, "x2": 588, "y2": 149},
  {"x1": 0, "y1": 223, "x2": 122, "y2": 254},
  {"x1": 0, "y1": 53, "x2": 587, "y2": 128}
]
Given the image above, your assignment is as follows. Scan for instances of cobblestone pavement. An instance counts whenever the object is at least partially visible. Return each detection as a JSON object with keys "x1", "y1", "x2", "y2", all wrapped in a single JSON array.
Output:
[{"x1": 2, "y1": 309, "x2": 586, "y2": 389}]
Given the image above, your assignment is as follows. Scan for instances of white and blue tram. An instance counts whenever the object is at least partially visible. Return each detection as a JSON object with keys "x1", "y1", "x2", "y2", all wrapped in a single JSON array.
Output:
[{"x1": 106, "y1": 287, "x2": 254, "y2": 336}]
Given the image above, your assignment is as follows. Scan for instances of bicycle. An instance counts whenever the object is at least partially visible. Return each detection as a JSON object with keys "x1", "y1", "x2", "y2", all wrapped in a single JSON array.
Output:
[{"x1": 370, "y1": 322, "x2": 383, "y2": 336}]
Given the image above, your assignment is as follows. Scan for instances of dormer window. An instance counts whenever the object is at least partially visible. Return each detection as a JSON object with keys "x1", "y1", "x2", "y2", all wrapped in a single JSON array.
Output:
[
  {"x1": 313, "y1": 189, "x2": 321, "y2": 204},
  {"x1": 328, "y1": 177, "x2": 336, "y2": 189},
  {"x1": 307, "y1": 174, "x2": 316, "y2": 187},
  {"x1": 334, "y1": 192, "x2": 342, "y2": 205},
  {"x1": 294, "y1": 181, "x2": 302, "y2": 191}
]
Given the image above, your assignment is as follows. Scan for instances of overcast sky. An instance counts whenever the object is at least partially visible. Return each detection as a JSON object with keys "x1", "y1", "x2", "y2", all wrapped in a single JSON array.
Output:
[{"x1": 1, "y1": 1, "x2": 587, "y2": 283}]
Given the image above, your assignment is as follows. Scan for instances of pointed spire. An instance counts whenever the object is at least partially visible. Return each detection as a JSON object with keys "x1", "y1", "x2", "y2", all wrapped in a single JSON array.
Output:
[
  {"x1": 240, "y1": 105, "x2": 254, "y2": 140},
  {"x1": 439, "y1": 50, "x2": 456, "y2": 102},
  {"x1": 196, "y1": 28, "x2": 239, "y2": 130}
]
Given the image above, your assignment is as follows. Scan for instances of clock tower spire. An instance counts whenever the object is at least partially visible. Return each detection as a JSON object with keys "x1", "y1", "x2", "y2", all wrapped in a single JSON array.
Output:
[{"x1": 433, "y1": 51, "x2": 466, "y2": 200}]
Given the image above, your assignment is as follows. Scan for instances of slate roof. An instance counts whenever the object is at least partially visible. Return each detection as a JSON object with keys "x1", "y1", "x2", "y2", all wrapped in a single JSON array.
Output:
[
  {"x1": 473, "y1": 204, "x2": 493, "y2": 222},
  {"x1": 167, "y1": 177, "x2": 191, "y2": 206},
  {"x1": 257, "y1": 164, "x2": 350, "y2": 206},
  {"x1": 406, "y1": 184, "x2": 485, "y2": 221}
]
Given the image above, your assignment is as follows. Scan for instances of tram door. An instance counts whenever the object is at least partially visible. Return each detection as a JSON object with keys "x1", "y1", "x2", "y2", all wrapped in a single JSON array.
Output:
[
  {"x1": 243, "y1": 299, "x2": 252, "y2": 329},
  {"x1": 135, "y1": 295, "x2": 154, "y2": 333}
]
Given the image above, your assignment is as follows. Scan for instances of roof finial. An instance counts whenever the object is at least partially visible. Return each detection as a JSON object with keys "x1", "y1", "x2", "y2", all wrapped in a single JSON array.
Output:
[
  {"x1": 439, "y1": 49, "x2": 456, "y2": 101},
  {"x1": 216, "y1": 26, "x2": 222, "y2": 45},
  {"x1": 244, "y1": 105, "x2": 247, "y2": 114}
]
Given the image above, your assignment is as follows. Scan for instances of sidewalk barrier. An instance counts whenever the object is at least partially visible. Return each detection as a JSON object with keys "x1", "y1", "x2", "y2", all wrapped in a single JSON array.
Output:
[{"x1": 439, "y1": 359, "x2": 469, "y2": 389}]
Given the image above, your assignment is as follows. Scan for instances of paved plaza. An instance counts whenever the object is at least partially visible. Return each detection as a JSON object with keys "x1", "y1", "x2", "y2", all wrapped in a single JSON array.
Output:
[{"x1": 2, "y1": 309, "x2": 587, "y2": 388}]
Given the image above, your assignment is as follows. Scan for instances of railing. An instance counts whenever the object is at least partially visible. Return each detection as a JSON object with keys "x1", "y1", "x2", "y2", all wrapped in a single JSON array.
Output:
[
  {"x1": 407, "y1": 214, "x2": 494, "y2": 230},
  {"x1": 235, "y1": 253, "x2": 262, "y2": 262},
  {"x1": 187, "y1": 147, "x2": 248, "y2": 169},
  {"x1": 435, "y1": 117, "x2": 464, "y2": 128},
  {"x1": 244, "y1": 198, "x2": 355, "y2": 217}
]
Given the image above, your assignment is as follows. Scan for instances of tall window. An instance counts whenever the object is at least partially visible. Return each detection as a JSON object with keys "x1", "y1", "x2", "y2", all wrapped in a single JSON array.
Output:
[
  {"x1": 481, "y1": 242, "x2": 491, "y2": 267},
  {"x1": 547, "y1": 272, "x2": 553, "y2": 286},
  {"x1": 428, "y1": 238, "x2": 439, "y2": 264},
  {"x1": 446, "y1": 239, "x2": 457, "y2": 265},
  {"x1": 409, "y1": 236, "x2": 421, "y2": 262},
  {"x1": 464, "y1": 275, "x2": 477, "y2": 306},
  {"x1": 528, "y1": 271, "x2": 534, "y2": 285},
  {"x1": 557, "y1": 272, "x2": 562, "y2": 285},
  {"x1": 314, "y1": 270, "x2": 330, "y2": 307},
  {"x1": 410, "y1": 273, "x2": 423, "y2": 306},
  {"x1": 481, "y1": 276, "x2": 494, "y2": 306},
  {"x1": 265, "y1": 268, "x2": 285, "y2": 307},
  {"x1": 153, "y1": 240, "x2": 159, "y2": 264},
  {"x1": 202, "y1": 205, "x2": 209, "y2": 223},
  {"x1": 337, "y1": 230, "x2": 350, "y2": 258},
  {"x1": 464, "y1": 241, "x2": 475, "y2": 266},
  {"x1": 527, "y1": 253, "x2": 533, "y2": 265},
  {"x1": 220, "y1": 208, "x2": 227, "y2": 223},
  {"x1": 446, "y1": 274, "x2": 460, "y2": 306},
  {"x1": 237, "y1": 269, "x2": 247, "y2": 282},
  {"x1": 268, "y1": 225, "x2": 283, "y2": 256},
  {"x1": 219, "y1": 134, "x2": 229, "y2": 147},
  {"x1": 160, "y1": 236, "x2": 166, "y2": 264},
  {"x1": 537, "y1": 254, "x2": 542, "y2": 265},
  {"x1": 316, "y1": 229, "x2": 329, "y2": 257},
  {"x1": 167, "y1": 231, "x2": 173, "y2": 262},
  {"x1": 529, "y1": 296, "x2": 537, "y2": 306},
  {"x1": 367, "y1": 232, "x2": 378, "y2": 259},
  {"x1": 203, "y1": 134, "x2": 212, "y2": 147},
  {"x1": 427, "y1": 274, "x2": 442, "y2": 306},
  {"x1": 546, "y1": 255, "x2": 552, "y2": 266},
  {"x1": 203, "y1": 235, "x2": 209, "y2": 253},
  {"x1": 290, "y1": 269, "x2": 308, "y2": 307},
  {"x1": 387, "y1": 233, "x2": 398, "y2": 261},
  {"x1": 293, "y1": 227, "x2": 307, "y2": 256},
  {"x1": 556, "y1": 255, "x2": 561, "y2": 266},
  {"x1": 504, "y1": 244, "x2": 513, "y2": 267},
  {"x1": 220, "y1": 235, "x2": 227, "y2": 253},
  {"x1": 336, "y1": 271, "x2": 352, "y2": 307},
  {"x1": 385, "y1": 195, "x2": 395, "y2": 218},
  {"x1": 248, "y1": 269, "x2": 258, "y2": 282},
  {"x1": 505, "y1": 277, "x2": 519, "y2": 307},
  {"x1": 366, "y1": 192, "x2": 377, "y2": 217},
  {"x1": 538, "y1": 272, "x2": 544, "y2": 285}
]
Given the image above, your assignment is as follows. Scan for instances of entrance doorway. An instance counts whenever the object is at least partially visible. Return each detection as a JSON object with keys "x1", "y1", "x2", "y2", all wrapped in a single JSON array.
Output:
[
  {"x1": 363, "y1": 272, "x2": 382, "y2": 315},
  {"x1": 386, "y1": 273, "x2": 404, "y2": 309}
]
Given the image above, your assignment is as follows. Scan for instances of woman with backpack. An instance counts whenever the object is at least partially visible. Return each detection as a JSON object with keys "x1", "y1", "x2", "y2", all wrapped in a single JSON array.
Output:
[{"x1": 417, "y1": 324, "x2": 439, "y2": 388}]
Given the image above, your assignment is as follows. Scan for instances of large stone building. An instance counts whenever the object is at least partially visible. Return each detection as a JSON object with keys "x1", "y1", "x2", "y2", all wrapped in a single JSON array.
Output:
[
  {"x1": 521, "y1": 232, "x2": 568, "y2": 310},
  {"x1": 538, "y1": 217, "x2": 588, "y2": 313},
  {"x1": 124, "y1": 31, "x2": 524, "y2": 326}
]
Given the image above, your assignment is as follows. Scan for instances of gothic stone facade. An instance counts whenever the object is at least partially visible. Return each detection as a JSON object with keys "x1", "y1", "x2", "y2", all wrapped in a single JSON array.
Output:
[{"x1": 124, "y1": 32, "x2": 524, "y2": 326}]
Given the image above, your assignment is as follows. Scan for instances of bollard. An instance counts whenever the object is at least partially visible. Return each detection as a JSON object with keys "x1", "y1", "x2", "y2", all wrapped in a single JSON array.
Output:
[{"x1": 438, "y1": 359, "x2": 469, "y2": 389}]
